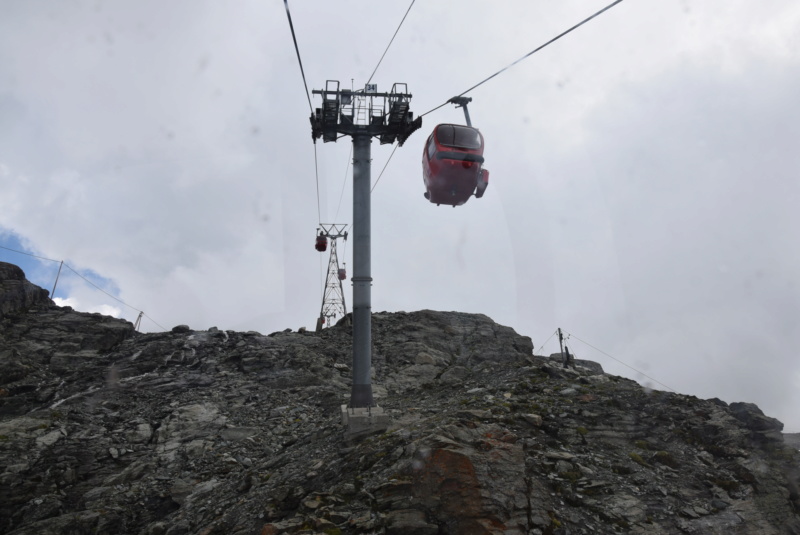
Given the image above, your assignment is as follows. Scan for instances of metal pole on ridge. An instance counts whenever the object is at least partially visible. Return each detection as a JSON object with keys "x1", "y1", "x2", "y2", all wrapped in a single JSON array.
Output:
[{"x1": 51, "y1": 260, "x2": 64, "y2": 298}]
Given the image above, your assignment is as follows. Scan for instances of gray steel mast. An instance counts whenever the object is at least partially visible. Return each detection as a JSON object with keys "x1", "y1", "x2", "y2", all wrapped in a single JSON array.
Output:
[
  {"x1": 310, "y1": 81, "x2": 420, "y2": 408},
  {"x1": 350, "y1": 133, "x2": 373, "y2": 407}
]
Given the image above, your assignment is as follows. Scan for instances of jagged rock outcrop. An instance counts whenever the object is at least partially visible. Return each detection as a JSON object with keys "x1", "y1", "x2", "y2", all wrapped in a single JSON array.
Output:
[
  {"x1": 1, "y1": 261, "x2": 799, "y2": 535},
  {"x1": 0, "y1": 262, "x2": 53, "y2": 321}
]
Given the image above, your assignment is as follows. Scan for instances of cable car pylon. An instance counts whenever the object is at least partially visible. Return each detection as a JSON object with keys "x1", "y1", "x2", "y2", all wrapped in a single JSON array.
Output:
[
  {"x1": 315, "y1": 224, "x2": 349, "y2": 332},
  {"x1": 310, "y1": 80, "x2": 420, "y2": 435}
]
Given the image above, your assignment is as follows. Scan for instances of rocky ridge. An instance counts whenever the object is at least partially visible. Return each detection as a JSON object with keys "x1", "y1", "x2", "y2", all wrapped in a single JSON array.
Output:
[{"x1": 1, "y1": 261, "x2": 799, "y2": 534}]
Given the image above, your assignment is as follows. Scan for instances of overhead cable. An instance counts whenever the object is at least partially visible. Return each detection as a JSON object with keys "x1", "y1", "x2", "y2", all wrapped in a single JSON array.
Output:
[
  {"x1": 421, "y1": 0, "x2": 626, "y2": 117},
  {"x1": 319, "y1": 250, "x2": 324, "y2": 301},
  {"x1": 334, "y1": 145, "x2": 353, "y2": 222},
  {"x1": 535, "y1": 329, "x2": 559, "y2": 355},
  {"x1": 362, "y1": 1, "x2": 416, "y2": 193},
  {"x1": 283, "y1": 0, "x2": 323, "y2": 223},
  {"x1": 341, "y1": 232, "x2": 348, "y2": 268},
  {"x1": 366, "y1": 0, "x2": 416, "y2": 86},
  {"x1": 370, "y1": 143, "x2": 399, "y2": 192},
  {"x1": 1, "y1": 244, "x2": 167, "y2": 331},
  {"x1": 283, "y1": 0, "x2": 313, "y2": 112},
  {"x1": 137, "y1": 313, "x2": 165, "y2": 332},
  {"x1": 0, "y1": 244, "x2": 60, "y2": 263},
  {"x1": 313, "y1": 144, "x2": 322, "y2": 223},
  {"x1": 63, "y1": 265, "x2": 131, "y2": 310},
  {"x1": 370, "y1": 0, "x2": 626, "y2": 191},
  {"x1": 565, "y1": 331, "x2": 677, "y2": 393},
  {"x1": 61, "y1": 265, "x2": 168, "y2": 331}
]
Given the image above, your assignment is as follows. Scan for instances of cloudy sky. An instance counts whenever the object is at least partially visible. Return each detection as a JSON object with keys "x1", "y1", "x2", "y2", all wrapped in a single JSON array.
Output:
[{"x1": 1, "y1": 1, "x2": 798, "y2": 429}]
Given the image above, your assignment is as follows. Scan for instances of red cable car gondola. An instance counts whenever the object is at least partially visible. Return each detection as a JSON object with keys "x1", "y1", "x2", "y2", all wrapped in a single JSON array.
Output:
[
  {"x1": 421, "y1": 97, "x2": 489, "y2": 207},
  {"x1": 315, "y1": 232, "x2": 327, "y2": 252}
]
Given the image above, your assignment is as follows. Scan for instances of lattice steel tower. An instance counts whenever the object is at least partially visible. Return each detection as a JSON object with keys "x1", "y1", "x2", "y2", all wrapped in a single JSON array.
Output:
[{"x1": 316, "y1": 224, "x2": 348, "y2": 332}]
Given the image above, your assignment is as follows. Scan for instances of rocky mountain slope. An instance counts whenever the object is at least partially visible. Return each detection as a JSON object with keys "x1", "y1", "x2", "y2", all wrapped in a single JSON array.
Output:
[{"x1": 1, "y1": 260, "x2": 799, "y2": 535}]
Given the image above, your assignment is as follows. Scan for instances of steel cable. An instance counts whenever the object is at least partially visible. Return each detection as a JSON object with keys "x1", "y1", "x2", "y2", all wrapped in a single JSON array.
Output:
[
  {"x1": 366, "y1": 0, "x2": 416, "y2": 86},
  {"x1": 0, "y1": 244, "x2": 60, "y2": 263},
  {"x1": 373, "y1": 0, "x2": 627, "y2": 190},
  {"x1": 313, "y1": 143, "x2": 322, "y2": 223},
  {"x1": 371, "y1": 143, "x2": 399, "y2": 193},
  {"x1": 421, "y1": 0, "x2": 626, "y2": 118},
  {"x1": 565, "y1": 331, "x2": 676, "y2": 392},
  {"x1": 284, "y1": 0, "x2": 323, "y2": 224},
  {"x1": 1, "y1": 244, "x2": 167, "y2": 331},
  {"x1": 535, "y1": 329, "x2": 559, "y2": 355},
  {"x1": 283, "y1": 0, "x2": 313, "y2": 113},
  {"x1": 334, "y1": 145, "x2": 352, "y2": 222}
]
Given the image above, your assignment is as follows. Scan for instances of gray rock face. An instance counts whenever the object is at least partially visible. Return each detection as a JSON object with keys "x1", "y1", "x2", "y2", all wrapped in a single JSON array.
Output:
[
  {"x1": 1, "y1": 263, "x2": 800, "y2": 534},
  {"x1": 0, "y1": 264, "x2": 134, "y2": 417},
  {"x1": 0, "y1": 262, "x2": 53, "y2": 321}
]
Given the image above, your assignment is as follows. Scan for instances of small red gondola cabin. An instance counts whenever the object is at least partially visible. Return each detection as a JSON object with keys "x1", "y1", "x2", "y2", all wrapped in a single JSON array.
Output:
[
  {"x1": 315, "y1": 233, "x2": 327, "y2": 252},
  {"x1": 422, "y1": 123, "x2": 489, "y2": 207}
]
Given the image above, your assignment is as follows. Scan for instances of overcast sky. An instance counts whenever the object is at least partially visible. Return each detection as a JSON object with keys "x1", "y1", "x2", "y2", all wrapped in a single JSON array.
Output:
[{"x1": 1, "y1": 1, "x2": 799, "y2": 430}]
